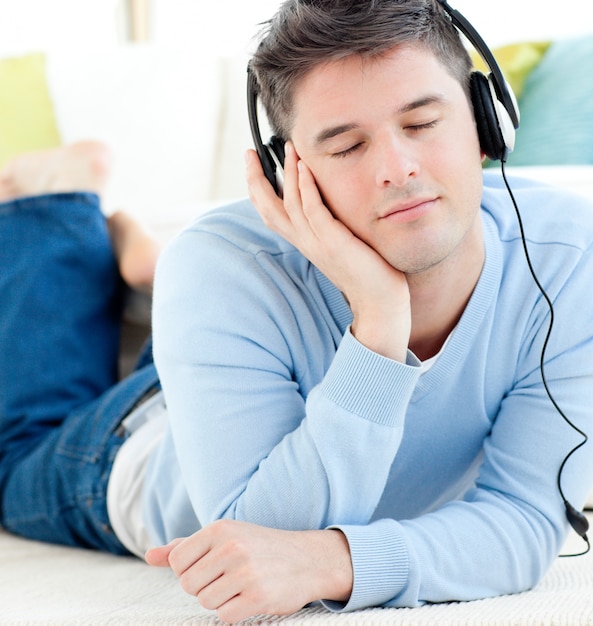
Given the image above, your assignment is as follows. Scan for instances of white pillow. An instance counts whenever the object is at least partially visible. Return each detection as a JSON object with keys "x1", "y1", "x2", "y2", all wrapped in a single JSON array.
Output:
[{"x1": 45, "y1": 45, "x2": 224, "y2": 227}]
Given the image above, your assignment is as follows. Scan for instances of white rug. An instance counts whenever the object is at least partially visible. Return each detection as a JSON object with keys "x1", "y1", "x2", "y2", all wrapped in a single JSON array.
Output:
[{"x1": 2, "y1": 527, "x2": 593, "y2": 625}]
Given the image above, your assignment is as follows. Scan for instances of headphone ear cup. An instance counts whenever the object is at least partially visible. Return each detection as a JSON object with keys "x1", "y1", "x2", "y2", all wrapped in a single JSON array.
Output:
[
  {"x1": 255, "y1": 137, "x2": 284, "y2": 196},
  {"x1": 470, "y1": 71, "x2": 506, "y2": 162},
  {"x1": 268, "y1": 136, "x2": 285, "y2": 169},
  {"x1": 259, "y1": 145, "x2": 279, "y2": 189},
  {"x1": 264, "y1": 136, "x2": 285, "y2": 197}
]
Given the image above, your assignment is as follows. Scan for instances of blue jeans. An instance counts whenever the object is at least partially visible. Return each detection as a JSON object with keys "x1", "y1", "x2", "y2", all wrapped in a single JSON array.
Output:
[{"x1": 0, "y1": 193, "x2": 159, "y2": 554}]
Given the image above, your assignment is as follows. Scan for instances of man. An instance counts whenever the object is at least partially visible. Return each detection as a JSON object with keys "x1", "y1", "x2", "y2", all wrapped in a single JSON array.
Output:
[
  {"x1": 146, "y1": 0, "x2": 593, "y2": 621},
  {"x1": 1, "y1": 1, "x2": 593, "y2": 624}
]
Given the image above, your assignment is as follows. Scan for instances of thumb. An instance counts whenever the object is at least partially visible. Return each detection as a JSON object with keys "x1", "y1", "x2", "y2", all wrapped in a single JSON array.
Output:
[{"x1": 145, "y1": 537, "x2": 185, "y2": 567}]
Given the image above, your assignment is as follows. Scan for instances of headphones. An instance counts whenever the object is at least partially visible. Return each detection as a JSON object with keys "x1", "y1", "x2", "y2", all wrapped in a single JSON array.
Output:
[
  {"x1": 247, "y1": 0, "x2": 521, "y2": 197},
  {"x1": 436, "y1": 0, "x2": 519, "y2": 161},
  {"x1": 247, "y1": 69, "x2": 286, "y2": 196}
]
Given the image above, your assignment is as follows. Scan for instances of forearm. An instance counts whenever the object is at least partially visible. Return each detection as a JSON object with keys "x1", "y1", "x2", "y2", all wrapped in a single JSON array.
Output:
[
  {"x1": 298, "y1": 528, "x2": 353, "y2": 605},
  {"x1": 350, "y1": 302, "x2": 410, "y2": 362}
]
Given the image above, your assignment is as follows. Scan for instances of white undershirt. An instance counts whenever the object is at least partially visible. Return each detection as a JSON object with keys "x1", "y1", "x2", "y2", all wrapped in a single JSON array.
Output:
[{"x1": 107, "y1": 391, "x2": 168, "y2": 557}]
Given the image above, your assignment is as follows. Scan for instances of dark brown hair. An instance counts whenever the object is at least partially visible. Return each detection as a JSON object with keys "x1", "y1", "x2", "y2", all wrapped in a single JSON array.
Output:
[{"x1": 249, "y1": 0, "x2": 473, "y2": 139}]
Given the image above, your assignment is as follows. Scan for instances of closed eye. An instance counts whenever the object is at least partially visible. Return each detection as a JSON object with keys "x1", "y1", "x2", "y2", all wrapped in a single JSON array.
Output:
[
  {"x1": 331, "y1": 142, "x2": 363, "y2": 159},
  {"x1": 406, "y1": 120, "x2": 439, "y2": 132},
  {"x1": 329, "y1": 118, "x2": 439, "y2": 158}
]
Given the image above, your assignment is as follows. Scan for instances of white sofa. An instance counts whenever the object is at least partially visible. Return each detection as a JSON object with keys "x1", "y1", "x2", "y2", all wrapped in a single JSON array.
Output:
[
  {"x1": 46, "y1": 46, "x2": 255, "y2": 230},
  {"x1": 1, "y1": 45, "x2": 256, "y2": 236}
]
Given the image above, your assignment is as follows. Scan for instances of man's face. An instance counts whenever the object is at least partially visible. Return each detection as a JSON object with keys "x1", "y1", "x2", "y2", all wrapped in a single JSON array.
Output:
[{"x1": 290, "y1": 43, "x2": 485, "y2": 276}]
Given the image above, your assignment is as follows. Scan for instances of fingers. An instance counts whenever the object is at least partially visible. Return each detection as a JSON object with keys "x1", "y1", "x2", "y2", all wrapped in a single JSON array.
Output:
[
  {"x1": 147, "y1": 532, "x2": 228, "y2": 607},
  {"x1": 167, "y1": 533, "x2": 212, "y2": 578},
  {"x1": 281, "y1": 141, "x2": 300, "y2": 205},
  {"x1": 281, "y1": 142, "x2": 314, "y2": 230},
  {"x1": 144, "y1": 537, "x2": 186, "y2": 567},
  {"x1": 244, "y1": 147, "x2": 273, "y2": 203},
  {"x1": 245, "y1": 147, "x2": 293, "y2": 238},
  {"x1": 294, "y1": 158, "x2": 342, "y2": 243},
  {"x1": 246, "y1": 141, "x2": 333, "y2": 256},
  {"x1": 157, "y1": 523, "x2": 255, "y2": 622}
]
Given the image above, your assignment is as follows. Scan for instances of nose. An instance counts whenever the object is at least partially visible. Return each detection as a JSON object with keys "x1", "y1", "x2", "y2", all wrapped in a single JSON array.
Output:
[{"x1": 373, "y1": 133, "x2": 419, "y2": 188}]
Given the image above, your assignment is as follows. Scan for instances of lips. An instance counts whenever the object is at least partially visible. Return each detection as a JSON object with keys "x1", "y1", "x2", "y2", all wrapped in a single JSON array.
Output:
[{"x1": 380, "y1": 196, "x2": 438, "y2": 221}]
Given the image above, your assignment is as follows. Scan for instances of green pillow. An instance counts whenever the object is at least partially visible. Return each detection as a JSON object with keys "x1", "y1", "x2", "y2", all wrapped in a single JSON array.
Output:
[
  {"x1": 472, "y1": 40, "x2": 551, "y2": 100},
  {"x1": 504, "y1": 34, "x2": 593, "y2": 166},
  {"x1": 0, "y1": 53, "x2": 61, "y2": 168}
]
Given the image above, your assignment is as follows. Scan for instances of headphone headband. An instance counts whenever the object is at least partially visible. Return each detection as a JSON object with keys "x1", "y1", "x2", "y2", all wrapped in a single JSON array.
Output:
[
  {"x1": 247, "y1": 67, "x2": 270, "y2": 179},
  {"x1": 436, "y1": 0, "x2": 519, "y2": 128}
]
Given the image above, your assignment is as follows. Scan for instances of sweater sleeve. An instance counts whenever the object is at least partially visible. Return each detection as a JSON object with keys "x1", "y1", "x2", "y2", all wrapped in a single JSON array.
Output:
[{"x1": 151, "y1": 220, "x2": 421, "y2": 539}]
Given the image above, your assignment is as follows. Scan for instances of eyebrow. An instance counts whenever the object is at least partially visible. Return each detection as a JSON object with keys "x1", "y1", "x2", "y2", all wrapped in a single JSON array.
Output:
[{"x1": 312, "y1": 94, "x2": 447, "y2": 147}]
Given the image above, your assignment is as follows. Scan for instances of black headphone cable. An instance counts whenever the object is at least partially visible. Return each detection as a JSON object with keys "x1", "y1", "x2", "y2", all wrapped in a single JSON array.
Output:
[{"x1": 500, "y1": 160, "x2": 590, "y2": 557}]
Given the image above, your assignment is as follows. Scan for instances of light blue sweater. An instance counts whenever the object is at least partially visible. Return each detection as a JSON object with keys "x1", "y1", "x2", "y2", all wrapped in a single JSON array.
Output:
[{"x1": 147, "y1": 172, "x2": 593, "y2": 611}]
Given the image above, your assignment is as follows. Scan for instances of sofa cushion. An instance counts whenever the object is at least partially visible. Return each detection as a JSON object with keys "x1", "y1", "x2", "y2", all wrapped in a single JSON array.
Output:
[
  {"x1": 472, "y1": 40, "x2": 551, "y2": 100},
  {"x1": 45, "y1": 46, "x2": 225, "y2": 225},
  {"x1": 0, "y1": 53, "x2": 61, "y2": 167},
  {"x1": 503, "y1": 34, "x2": 593, "y2": 166}
]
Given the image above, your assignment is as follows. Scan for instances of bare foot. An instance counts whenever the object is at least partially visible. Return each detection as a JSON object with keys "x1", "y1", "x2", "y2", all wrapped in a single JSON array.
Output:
[
  {"x1": 107, "y1": 210, "x2": 162, "y2": 294},
  {"x1": 0, "y1": 141, "x2": 112, "y2": 201}
]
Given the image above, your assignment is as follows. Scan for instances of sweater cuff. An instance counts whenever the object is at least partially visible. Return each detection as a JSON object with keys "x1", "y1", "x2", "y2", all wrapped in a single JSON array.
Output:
[
  {"x1": 322, "y1": 519, "x2": 409, "y2": 612},
  {"x1": 319, "y1": 327, "x2": 421, "y2": 427}
]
